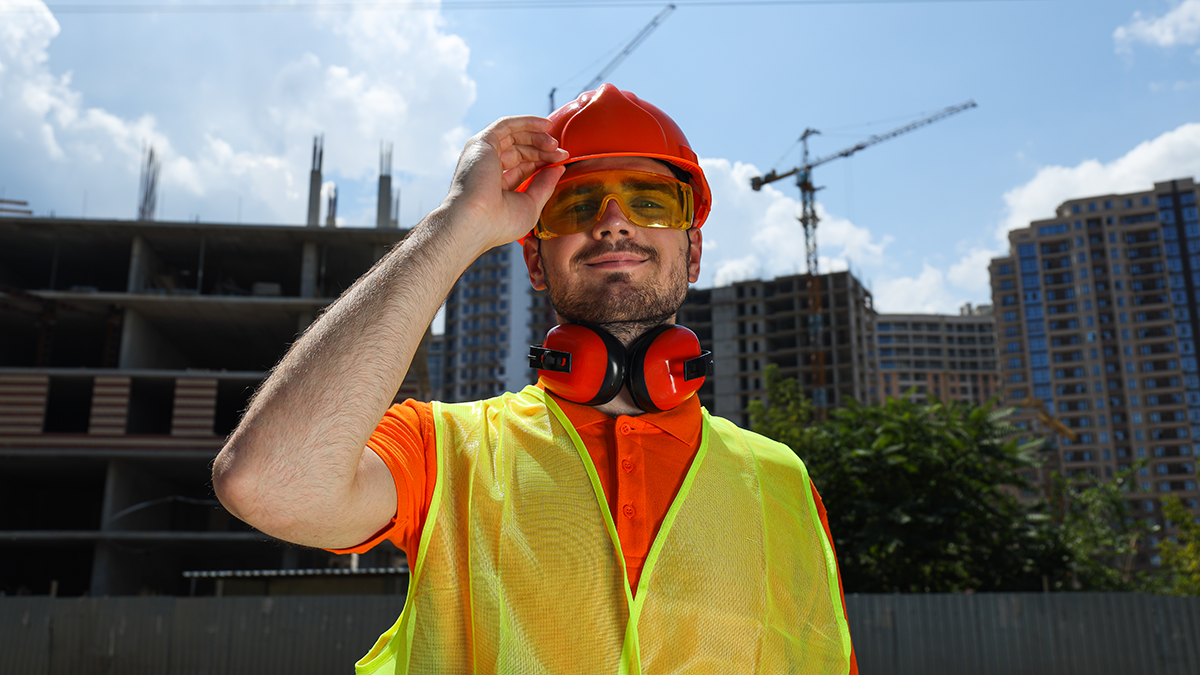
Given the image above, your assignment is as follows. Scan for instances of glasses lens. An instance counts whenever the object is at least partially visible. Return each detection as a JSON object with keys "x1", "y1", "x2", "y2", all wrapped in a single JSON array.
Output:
[{"x1": 537, "y1": 170, "x2": 693, "y2": 239}]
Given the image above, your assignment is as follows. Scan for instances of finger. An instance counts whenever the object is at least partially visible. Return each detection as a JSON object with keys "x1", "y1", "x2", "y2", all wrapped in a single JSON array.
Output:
[
  {"x1": 481, "y1": 116, "x2": 557, "y2": 153},
  {"x1": 521, "y1": 164, "x2": 567, "y2": 209},
  {"x1": 501, "y1": 161, "x2": 542, "y2": 192},
  {"x1": 499, "y1": 142, "x2": 567, "y2": 171}
]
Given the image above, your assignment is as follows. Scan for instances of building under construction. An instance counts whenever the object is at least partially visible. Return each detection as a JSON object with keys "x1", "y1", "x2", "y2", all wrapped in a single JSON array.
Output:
[
  {"x1": 679, "y1": 270, "x2": 878, "y2": 427},
  {"x1": 0, "y1": 214, "x2": 412, "y2": 596}
]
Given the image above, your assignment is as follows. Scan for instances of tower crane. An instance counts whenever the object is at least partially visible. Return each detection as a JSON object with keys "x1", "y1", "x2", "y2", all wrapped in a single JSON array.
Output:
[
  {"x1": 750, "y1": 100, "x2": 977, "y2": 420},
  {"x1": 549, "y1": 4, "x2": 675, "y2": 113}
]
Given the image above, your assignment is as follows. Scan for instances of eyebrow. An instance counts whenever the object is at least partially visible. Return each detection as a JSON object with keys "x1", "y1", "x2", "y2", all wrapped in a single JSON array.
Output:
[{"x1": 566, "y1": 181, "x2": 676, "y2": 195}]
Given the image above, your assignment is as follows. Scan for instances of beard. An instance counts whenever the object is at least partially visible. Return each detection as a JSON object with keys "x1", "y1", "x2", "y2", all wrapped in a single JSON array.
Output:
[{"x1": 543, "y1": 238, "x2": 690, "y2": 344}]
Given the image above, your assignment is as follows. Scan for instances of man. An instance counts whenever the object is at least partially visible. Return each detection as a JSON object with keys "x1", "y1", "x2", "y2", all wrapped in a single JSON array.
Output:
[{"x1": 213, "y1": 84, "x2": 855, "y2": 674}]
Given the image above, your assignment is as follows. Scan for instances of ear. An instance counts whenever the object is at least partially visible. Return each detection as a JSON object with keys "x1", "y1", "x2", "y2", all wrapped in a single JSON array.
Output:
[
  {"x1": 523, "y1": 236, "x2": 547, "y2": 291},
  {"x1": 687, "y1": 228, "x2": 702, "y2": 284}
]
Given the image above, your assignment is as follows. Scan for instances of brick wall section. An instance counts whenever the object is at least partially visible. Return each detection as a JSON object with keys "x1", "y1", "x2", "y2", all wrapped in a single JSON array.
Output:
[{"x1": 0, "y1": 374, "x2": 49, "y2": 435}]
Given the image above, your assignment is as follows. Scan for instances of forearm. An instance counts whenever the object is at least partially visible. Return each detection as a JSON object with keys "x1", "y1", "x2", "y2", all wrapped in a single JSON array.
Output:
[
  {"x1": 213, "y1": 206, "x2": 488, "y2": 546},
  {"x1": 212, "y1": 115, "x2": 566, "y2": 548}
]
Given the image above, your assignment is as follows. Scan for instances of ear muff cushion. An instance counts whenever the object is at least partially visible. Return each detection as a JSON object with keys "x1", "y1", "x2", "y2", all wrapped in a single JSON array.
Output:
[
  {"x1": 627, "y1": 325, "x2": 704, "y2": 413},
  {"x1": 539, "y1": 324, "x2": 626, "y2": 405}
]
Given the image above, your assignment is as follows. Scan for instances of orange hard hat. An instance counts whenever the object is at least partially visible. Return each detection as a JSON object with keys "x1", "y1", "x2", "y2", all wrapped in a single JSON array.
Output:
[{"x1": 520, "y1": 84, "x2": 711, "y2": 235}]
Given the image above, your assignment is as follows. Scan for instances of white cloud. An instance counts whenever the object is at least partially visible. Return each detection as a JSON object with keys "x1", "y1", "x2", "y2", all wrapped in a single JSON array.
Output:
[
  {"x1": 997, "y1": 123, "x2": 1200, "y2": 240},
  {"x1": 872, "y1": 265, "x2": 965, "y2": 315},
  {"x1": 0, "y1": 0, "x2": 475, "y2": 223},
  {"x1": 947, "y1": 247, "x2": 997, "y2": 294},
  {"x1": 713, "y1": 255, "x2": 762, "y2": 287},
  {"x1": 1115, "y1": 0, "x2": 1200, "y2": 53},
  {"x1": 696, "y1": 157, "x2": 893, "y2": 289}
]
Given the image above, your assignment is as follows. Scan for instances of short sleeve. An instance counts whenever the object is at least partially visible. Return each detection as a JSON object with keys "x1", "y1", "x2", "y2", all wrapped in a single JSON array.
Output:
[{"x1": 326, "y1": 400, "x2": 437, "y2": 556}]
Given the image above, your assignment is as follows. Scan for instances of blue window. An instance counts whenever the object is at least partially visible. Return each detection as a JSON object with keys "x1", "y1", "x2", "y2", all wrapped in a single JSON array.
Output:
[
  {"x1": 1018, "y1": 243, "x2": 1037, "y2": 257},
  {"x1": 1038, "y1": 223, "x2": 1068, "y2": 236},
  {"x1": 1026, "y1": 306, "x2": 1044, "y2": 320}
]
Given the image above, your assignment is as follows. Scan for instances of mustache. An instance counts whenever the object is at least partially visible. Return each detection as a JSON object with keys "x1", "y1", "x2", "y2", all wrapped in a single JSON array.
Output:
[{"x1": 571, "y1": 239, "x2": 660, "y2": 266}]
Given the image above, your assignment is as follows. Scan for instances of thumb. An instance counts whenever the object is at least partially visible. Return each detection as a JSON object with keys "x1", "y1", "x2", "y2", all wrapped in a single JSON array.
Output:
[{"x1": 522, "y1": 165, "x2": 567, "y2": 213}]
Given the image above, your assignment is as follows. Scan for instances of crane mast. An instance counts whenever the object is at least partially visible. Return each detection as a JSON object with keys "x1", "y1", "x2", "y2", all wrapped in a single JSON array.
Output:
[
  {"x1": 549, "y1": 4, "x2": 675, "y2": 113},
  {"x1": 751, "y1": 100, "x2": 977, "y2": 420}
]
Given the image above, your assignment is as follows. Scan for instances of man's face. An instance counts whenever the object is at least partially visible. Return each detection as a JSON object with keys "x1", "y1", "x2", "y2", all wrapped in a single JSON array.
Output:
[{"x1": 523, "y1": 157, "x2": 702, "y2": 337}]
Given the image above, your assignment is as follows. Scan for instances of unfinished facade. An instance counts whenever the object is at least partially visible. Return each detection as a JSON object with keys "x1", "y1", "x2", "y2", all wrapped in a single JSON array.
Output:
[{"x1": 0, "y1": 215, "x2": 412, "y2": 596}]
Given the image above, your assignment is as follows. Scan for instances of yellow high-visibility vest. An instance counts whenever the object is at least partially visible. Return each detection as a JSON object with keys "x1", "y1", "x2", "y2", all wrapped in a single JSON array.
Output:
[{"x1": 356, "y1": 385, "x2": 851, "y2": 675}]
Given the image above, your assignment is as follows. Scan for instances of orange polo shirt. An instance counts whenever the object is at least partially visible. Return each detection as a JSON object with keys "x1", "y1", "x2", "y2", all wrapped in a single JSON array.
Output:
[
  {"x1": 338, "y1": 392, "x2": 856, "y2": 672},
  {"x1": 333, "y1": 393, "x2": 708, "y2": 590}
]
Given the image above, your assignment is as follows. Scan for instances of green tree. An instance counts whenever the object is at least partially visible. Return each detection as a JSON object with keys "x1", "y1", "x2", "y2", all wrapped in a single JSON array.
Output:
[
  {"x1": 750, "y1": 365, "x2": 1060, "y2": 593},
  {"x1": 1158, "y1": 496, "x2": 1200, "y2": 595},
  {"x1": 1047, "y1": 465, "x2": 1159, "y2": 592}
]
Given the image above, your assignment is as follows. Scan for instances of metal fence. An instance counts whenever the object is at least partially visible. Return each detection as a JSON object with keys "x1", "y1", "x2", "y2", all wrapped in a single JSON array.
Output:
[
  {"x1": 845, "y1": 593, "x2": 1200, "y2": 675},
  {"x1": 1, "y1": 593, "x2": 1198, "y2": 674}
]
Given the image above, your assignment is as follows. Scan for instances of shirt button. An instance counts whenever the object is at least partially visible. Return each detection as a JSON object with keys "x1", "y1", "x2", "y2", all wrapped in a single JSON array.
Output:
[
  {"x1": 621, "y1": 459, "x2": 634, "y2": 473},
  {"x1": 622, "y1": 504, "x2": 636, "y2": 519},
  {"x1": 619, "y1": 423, "x2": 633, "y2": 435}
]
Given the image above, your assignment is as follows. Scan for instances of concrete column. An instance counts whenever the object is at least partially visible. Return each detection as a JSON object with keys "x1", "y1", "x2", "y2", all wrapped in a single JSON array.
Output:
[
  {"x1": 300, "y1": 242, "x2": 318, "y2": 298},
  {"x1": 377, "y1": 176, "x2": 393, "y2": 229},
  {"x1": 91, "y1": 460, "x2": 171, "y2": 595},
  {"x1": 127, "y1": 235, "x2": 151, "y2": 293}
]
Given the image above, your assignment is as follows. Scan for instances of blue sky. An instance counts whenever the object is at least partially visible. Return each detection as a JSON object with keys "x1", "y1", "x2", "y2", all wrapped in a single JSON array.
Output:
[{"x1": 3, "y1": 0, "x2": 1200, "y2": 314}]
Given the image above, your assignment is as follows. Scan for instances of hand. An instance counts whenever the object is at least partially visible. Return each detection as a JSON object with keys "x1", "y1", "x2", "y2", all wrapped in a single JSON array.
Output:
[{"x1": 441, "y1": 116, "x2": 569, "y2": 251}]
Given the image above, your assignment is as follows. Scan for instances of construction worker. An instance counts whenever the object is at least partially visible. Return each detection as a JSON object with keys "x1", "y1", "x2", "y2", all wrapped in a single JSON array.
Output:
[{"x1": 213, "y1": 84, "x2": 856, "y2": 674}]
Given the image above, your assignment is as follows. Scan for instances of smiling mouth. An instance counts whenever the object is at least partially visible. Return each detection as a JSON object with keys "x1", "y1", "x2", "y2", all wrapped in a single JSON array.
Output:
[{"x1": 585, "y1": 255, "x2": 648, "y2": 268}]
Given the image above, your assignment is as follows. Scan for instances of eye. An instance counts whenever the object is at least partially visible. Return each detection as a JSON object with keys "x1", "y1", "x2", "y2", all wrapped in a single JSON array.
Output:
[
  {"x1": 631, "y1": 198, "x2": 665, "y2": 210},
  {"x1": 556, "y1": 198, "x2": 600, "y2": 219}
]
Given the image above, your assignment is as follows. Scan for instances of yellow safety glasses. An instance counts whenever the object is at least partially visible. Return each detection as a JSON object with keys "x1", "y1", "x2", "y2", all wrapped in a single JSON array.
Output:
[{"x1": 535, "y1": 169, "x2": 695, "y2": 240}]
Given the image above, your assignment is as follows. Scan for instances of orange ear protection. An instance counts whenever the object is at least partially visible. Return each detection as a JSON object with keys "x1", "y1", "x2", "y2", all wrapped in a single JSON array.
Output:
[{"x1": 529, "y1": 324, "x2": 713, "y2": 413}]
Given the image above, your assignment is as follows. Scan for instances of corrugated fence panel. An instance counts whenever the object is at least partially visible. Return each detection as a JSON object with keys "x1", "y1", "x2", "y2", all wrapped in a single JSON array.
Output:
[
  {"x1": 48, "y1": 596, "x2": 174, "y2": 675},
  {"x1": 2, "y1": 593, "x2": 1199, "y2": 673},
  {"x1": 0, "y1": 597, "x2": 51, "y2": 674}
]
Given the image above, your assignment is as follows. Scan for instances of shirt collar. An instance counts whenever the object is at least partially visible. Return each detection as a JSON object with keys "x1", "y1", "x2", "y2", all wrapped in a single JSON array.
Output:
[{"x1": 543, "y1": 384, "x2": 704, "y2": 448}]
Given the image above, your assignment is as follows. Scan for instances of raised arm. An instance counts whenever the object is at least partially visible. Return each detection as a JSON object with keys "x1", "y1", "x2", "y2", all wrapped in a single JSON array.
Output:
[{"x1": 212, "y1": 116, "x2": 568, "y2": 549}]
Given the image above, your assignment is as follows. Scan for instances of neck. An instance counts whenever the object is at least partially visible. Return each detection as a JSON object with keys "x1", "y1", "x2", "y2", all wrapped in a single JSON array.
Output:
[
  {"x1": 591, "y1": 387, "x2": 645, "y2": 417},
  {"x1": 568, "y1": 315, "x2": 679, "y2": 348}
]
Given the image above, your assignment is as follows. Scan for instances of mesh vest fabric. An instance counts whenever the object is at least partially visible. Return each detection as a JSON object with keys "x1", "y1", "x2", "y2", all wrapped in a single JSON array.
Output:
[{"x1": 355, "y1": 385, "x2": 851, "y2": 675}]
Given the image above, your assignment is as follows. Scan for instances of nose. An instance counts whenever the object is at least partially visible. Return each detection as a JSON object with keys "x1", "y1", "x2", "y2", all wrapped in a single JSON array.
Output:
[{"x1": 591, "y1": 198, "x2": 635, "y2": 239}]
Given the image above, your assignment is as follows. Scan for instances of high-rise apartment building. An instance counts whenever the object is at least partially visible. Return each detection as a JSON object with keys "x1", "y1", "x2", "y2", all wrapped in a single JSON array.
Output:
[
  {"x1": 439, "y1": 241, "x2": 534, "y2": 401},
  {"x1": 876, "y1": 304, "x2": 998, "y2": 405},
  {"x1": 991, "y1": 178, "x2": 1200, "y2": 557},
  {"x1": 679, "y1": 271, "x2": 878, "y2": 427}
]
